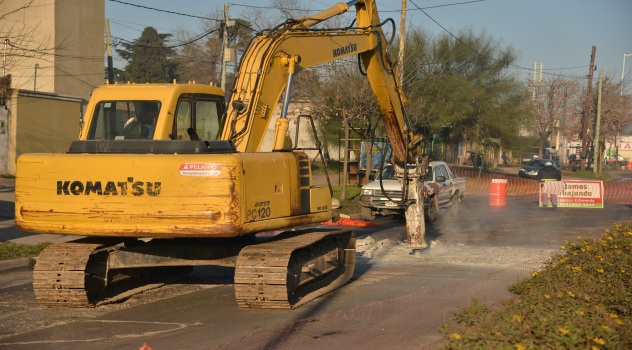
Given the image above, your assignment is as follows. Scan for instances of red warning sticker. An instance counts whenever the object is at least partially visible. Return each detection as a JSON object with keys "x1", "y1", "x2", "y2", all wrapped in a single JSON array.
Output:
[{"x1": 179, "y1": 163, "x2": 222, "y2": 177}]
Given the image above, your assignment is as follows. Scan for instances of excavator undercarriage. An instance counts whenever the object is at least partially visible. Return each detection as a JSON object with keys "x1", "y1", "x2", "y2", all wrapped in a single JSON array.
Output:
[{"x1": 33, "y1": 230, "x2": 355, "y2": 308}]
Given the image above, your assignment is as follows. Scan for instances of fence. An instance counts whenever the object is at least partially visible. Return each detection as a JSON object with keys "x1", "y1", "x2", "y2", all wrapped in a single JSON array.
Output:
[{"x1": 453, "y1": 168, "x2": 632, "y2": 205}]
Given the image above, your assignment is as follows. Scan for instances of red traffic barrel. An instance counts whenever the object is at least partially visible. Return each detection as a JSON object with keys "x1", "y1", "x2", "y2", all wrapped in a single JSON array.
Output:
[{"x1": 489, "y1": 179, "x2": 507, "y2": 206}]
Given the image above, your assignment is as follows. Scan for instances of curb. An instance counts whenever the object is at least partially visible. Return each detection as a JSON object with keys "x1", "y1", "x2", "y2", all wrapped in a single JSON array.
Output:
[{"x1": 0, "y1": 257, "x2": 36, "y2": 272}]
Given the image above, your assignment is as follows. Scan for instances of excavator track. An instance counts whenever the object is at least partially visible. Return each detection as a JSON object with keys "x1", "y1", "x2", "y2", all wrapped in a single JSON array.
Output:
[
  {"x1": 33, "y1": 241, "x2": 192, "y2": 308},
  {"x1": 234, "y1": 230, "x2": 355, "y2": 309},
  {"x1": 33, "y1": 242, "x2": 103, "y2": 307}
]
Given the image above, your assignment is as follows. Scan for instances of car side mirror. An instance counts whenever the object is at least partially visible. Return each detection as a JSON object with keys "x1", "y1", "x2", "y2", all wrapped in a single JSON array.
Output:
[{"x1": 436, "y1": 175, "x2": 446, "y2": 182}]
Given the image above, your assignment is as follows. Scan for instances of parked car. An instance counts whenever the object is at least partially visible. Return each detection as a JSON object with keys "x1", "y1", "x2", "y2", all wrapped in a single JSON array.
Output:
[
  {"x1": 518, "y1": 159, "x2": 561, "y2": 179},
  {"x1": 521, "y1": 147, "x2": 559, "y2": 164},
  {"x1": 359, "y1": 161, "x2": 466, "y2": 221},
  {"x1": 605, "y1": 155, "x2": 628, "y2": 168}
]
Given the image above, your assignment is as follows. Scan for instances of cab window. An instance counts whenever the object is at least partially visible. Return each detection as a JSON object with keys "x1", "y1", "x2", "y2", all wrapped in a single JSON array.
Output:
[
  {"x1": 174, "y1": 100, "x2": 191, "y2": 140},
  {"x1": 196, "y1": 100, "x2": 220, "y2": 140},
  {"x1": 436, "y1": 165, "x2": 448, "y2": 181},
  {"x1": 88, "y1": 101, "x2": 161, "y2": 140},
  {"x1": 172, "y1": 95, "x2": 224, "y2": 140}
]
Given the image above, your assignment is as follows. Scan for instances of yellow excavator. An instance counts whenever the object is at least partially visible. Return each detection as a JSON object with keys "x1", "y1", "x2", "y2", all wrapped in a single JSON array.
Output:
[{"x1": 15, "y1": 0, "x2": 429, "y2": 308}]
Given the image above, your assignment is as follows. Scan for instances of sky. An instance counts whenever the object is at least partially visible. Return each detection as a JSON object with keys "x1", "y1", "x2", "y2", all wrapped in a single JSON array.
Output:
[{"x1": 106, "y1": 0, "x2": 632, "y2": 85}]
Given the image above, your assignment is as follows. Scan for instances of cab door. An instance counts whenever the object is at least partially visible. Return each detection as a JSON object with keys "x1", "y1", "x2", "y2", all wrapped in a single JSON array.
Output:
[
  {"x1": 435, "y1": 164, "x2": 453, "y2": 204},
  {"x1": 172, "y1": 94, "x2": 225, "y2": 140}
]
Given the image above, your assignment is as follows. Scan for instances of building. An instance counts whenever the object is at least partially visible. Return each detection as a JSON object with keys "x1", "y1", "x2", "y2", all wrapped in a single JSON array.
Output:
[{"x1": 0, "y1": 0, "x2": 104, "y2": 174}]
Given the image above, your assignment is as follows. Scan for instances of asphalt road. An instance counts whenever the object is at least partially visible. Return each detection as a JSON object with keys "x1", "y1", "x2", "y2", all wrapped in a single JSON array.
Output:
[{"x1": 1, "y1": 192, "x2": 631, "y2": 349}]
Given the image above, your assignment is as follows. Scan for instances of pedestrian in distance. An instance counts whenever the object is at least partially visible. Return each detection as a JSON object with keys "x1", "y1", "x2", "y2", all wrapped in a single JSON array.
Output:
[
  {"x1": 536, "y1": 161, "x2": 562, "y2": 208},
  {"x1": 502, "y1": 152, "x2": 508, "y2": 165}
]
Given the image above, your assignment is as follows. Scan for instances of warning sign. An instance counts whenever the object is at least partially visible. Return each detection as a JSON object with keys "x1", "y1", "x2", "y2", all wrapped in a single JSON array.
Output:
[
  {"x1": 179, "y1": 163, "x2": 222, "y2": 177},
  {"x1": 539, "y1": 180, "x2": 604, "y2": 208}
]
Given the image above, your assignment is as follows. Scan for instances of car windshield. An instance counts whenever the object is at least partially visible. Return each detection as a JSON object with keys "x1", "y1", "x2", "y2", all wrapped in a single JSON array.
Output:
[
  {"x1": 379, "y1": 167, "x2": 396, "y2": 180},
  {"x1": 376, "y1": 165, "x2": 419, "y2": 181},
  {"x1": 526, "y1": 159, "x2": 548, "y2": 167}
]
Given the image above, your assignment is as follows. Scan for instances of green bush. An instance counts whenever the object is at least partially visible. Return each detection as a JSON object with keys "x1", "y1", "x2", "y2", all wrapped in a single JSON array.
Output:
[{"x1": 441, "y1": 225, "x2": 632, "y2": 349}]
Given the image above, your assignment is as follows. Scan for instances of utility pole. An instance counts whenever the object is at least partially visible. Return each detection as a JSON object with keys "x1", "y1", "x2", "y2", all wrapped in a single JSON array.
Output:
[
  {"x1": 622, "y1": 54, "x2": 632, "y2": 95},
  {"x1": 105, "y1": 19, "x2": 115, "y2": 84},
  {"x1": 593, "y1": 70, "x2": 603, "y2": 174},
  {"x1": 532, "y1": 61, "x2": 542, "y2": 101},
  {"x1": 397, "y1": 0, "x2": 407, "y2": 87},
  {"x1": 221, "y1": 4, "x2": 229, "y2": 92},
  {"x1": 580, "y1": 46, "x2": 596, "y2": 172}
]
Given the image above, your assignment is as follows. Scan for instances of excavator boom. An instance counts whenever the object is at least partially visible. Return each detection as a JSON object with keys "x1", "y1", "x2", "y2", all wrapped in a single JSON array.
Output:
[{"x1": 222, "y1": 0, "x2": 414, "y2": 165}]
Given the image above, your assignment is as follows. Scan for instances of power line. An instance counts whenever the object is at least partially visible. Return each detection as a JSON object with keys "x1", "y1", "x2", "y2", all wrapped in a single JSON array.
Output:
[
  {"x1": 8, "y1": 72, "x2": 105, "y2": 78},
  {"x1": 227, "y1": 2, "x2": 317, "y2": 12},
  {"x1": 56, "y1": 66, "x2": 98, "y2": 88},
  {"x1": 236, "y1": 21, "x2": 256, "y2": 33},
  {"x1": 113, "y1": 27, "x2": 221, "y2": 50},
  {"x1": 385, "y1": 0, "x2": 487, "y2": 12},
  {"x1": 227, "y1": 0, "x2": 487, "y2": 13},
  {"x1": 108, "y1": 18, "x2": 174, "y2": 33},
  {"x1": 7, "y1": 41, "x2": 108, "y2": 62},
  {"x1": 108, "y1": 0, "x2": 221, "y2": 22},
  {"x1": 540, "y1": 65, "x2": 589, "y2": 71},
  {"x1": 408, "y1": 0, "x2": 587, "y2": 80}
]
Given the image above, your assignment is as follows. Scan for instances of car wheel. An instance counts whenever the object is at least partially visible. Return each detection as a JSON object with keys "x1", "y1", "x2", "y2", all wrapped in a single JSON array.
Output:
[
  {"x1": 361, "y1": 207, "x2": 376, "y2": 221},
  {"x1": 424, "y1": 197, "x2": 437, "y2": 222}
]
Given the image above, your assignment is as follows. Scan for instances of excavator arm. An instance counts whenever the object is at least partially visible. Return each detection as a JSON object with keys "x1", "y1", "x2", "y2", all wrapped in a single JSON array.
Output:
[
  {"x1": 221, "y1": 0, "x2": 415, "y2": 164},
  {"x1": 221, "y1": 0, "x2": 428, "y2": 250}
]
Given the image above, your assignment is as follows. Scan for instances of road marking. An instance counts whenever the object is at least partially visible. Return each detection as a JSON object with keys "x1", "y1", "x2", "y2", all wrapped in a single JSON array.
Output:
[{"x1": 0, "y1": 320, "x2": 203, "y2": 345}]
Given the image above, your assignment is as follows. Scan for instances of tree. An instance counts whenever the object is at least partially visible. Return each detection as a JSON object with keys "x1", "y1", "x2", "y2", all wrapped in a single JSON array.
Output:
[
  {"x1": 244, "y1": 0, "x2": 313, "y2": 31},
  {"x1": 401, "y1": 27, "x2": 529, "y2": 152},
  {"x1": 528, "y1": 77, "x2": 581, "y2": 157},
  {"x1": 593, "y1": 75, "x2": 632, "y2": 150},
  {"x1": 174, "y1": 13, "x2": 254, "y2": 88},
  {"x1": 116, "y1": 27, "x2": 177, "y2": 83},
  {"x1": 308, "y1": 61, "x2": 381, "y2": 200},
  {"x1": 173, "y1": 26, "x2": 222, "y2": 85}
]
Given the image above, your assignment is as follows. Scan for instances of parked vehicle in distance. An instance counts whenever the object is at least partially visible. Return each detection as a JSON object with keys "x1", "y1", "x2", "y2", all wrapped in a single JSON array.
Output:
[
  {"x1": 359, "y1": 161, "x2": 466, "y2": 222},
  {"x1": 521, "y1": 147, "x2": 559, "y2": 164},
  {"x1": 518, "y1": 159, "x2": 561, "y2": 179},
  {"x1": 605, "y1": 155, "x2": 628, "y2": 168}
]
